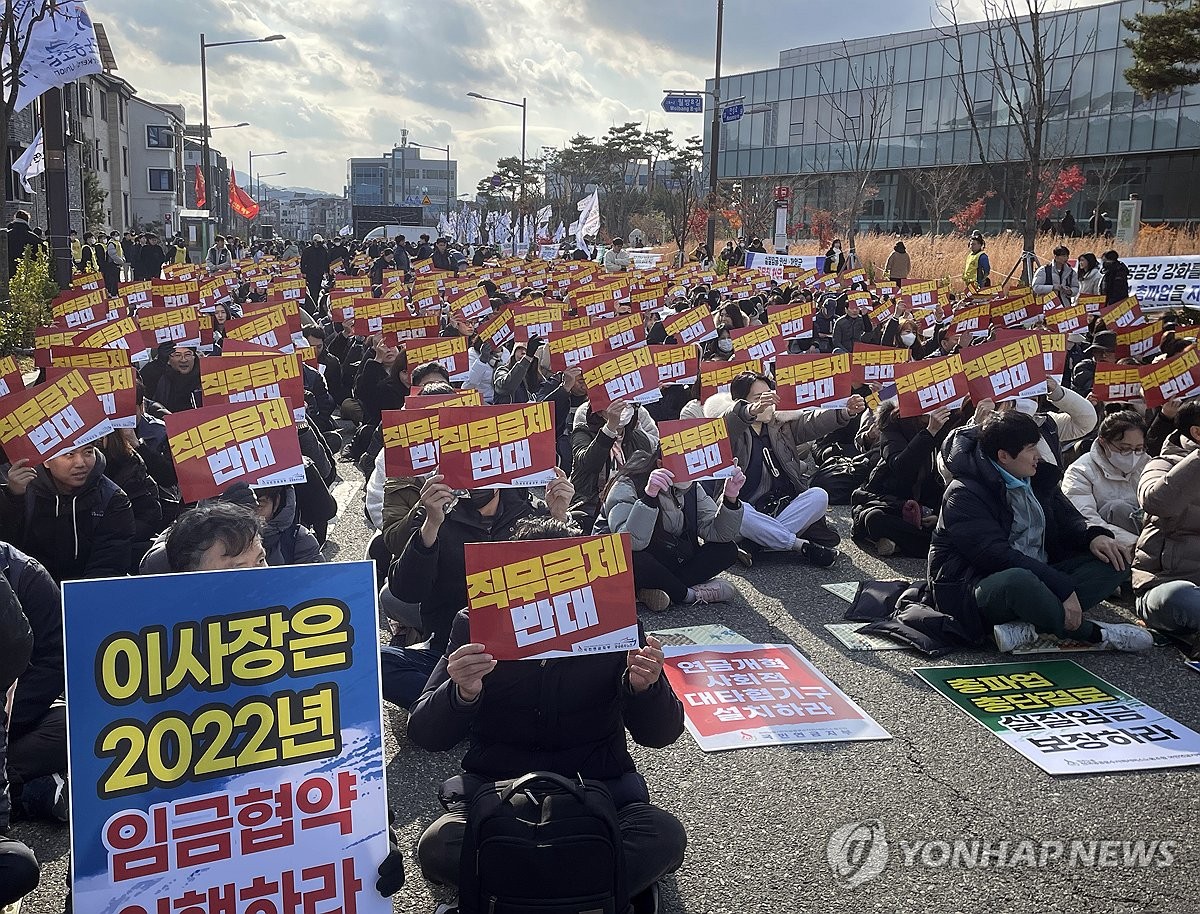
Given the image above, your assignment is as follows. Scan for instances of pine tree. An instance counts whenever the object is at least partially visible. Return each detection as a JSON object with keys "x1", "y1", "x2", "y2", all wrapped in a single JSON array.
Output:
[{"x1": 1124, "y1": 0, "x2": 1200, "y2": 97}]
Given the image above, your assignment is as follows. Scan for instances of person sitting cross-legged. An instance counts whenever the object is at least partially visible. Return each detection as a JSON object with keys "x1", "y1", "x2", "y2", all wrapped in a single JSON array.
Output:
[
  {"x1": 407, "y1": 515, "x2": 687, "y2": 913},
  {"x1": 928, "y1": 410, "x2": 1153, "y2": 653}
]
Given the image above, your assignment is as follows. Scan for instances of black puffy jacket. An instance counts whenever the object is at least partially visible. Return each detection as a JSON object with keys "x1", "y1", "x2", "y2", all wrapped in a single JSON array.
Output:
[
  {"x1": 409, "y1": 611, "x2": 683, "y2": 791},
  {"x1": 926, "y1": 425, "x2": 1111, "y2": 643}
]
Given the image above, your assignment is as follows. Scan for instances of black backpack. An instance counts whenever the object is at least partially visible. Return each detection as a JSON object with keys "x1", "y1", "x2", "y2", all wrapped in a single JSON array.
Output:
[{"x1": 459, "y1": 772, "x2": 628, "y2": 914}]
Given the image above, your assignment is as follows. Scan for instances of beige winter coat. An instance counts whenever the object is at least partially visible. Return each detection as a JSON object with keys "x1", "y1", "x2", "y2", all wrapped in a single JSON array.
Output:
[
  {"x1": 1133, "y1": 433, "x2": 1200, "y2": 593},
  {"x1": 1061, "y1": 439, "x2": 1147, "y2": 549}
]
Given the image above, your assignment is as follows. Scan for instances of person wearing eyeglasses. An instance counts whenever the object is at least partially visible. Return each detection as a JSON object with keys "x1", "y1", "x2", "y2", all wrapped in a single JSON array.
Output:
[{"x1": 1061, "y1": 411, "x2": 1148, "y2": 562}]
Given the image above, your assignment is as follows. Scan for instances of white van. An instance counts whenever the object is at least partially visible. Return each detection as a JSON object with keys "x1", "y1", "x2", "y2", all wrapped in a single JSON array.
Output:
[{"x1": 362, "y1": 224, "x2": 442, "y2": 242}]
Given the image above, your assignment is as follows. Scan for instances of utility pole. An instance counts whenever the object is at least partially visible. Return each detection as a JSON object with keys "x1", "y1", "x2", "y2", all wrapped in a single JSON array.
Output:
[
  {"x1": 705, "y1": 0, "x2": 725, "y2": 259},
  {"x1": 44, "y1": 88, "x2": 73, "y2": 288}
]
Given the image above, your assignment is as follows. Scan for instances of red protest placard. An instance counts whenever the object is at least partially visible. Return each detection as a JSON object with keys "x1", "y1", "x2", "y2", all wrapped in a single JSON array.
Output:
[
  {"x1": 378, "y1": 313, "x2": 440, "y2": 341},
  {"x1": 150, "y1": 279, "x2": 201, "y2": 309},
  {"x1": 658, "y1": 418, "x2": 737, "y2": 483},
  {"x1": 729, "y1": 323, "x2": 783, "y2": 362},
  {"x1": 989, "y1": 293, "x2": 1041, "y2": 329},
  {"x1": 1091, "y1": 365, "x2": 1144, "y2": 402},
  {"x1": 1043, "y1": 301, "x2": 1089, "y2": 335},
  {"x1": 135, "y1": 305, "x2": 202, "y2": 349},
  {"x1": 49, "y1": 346, "x2": 131, "y2": 369},
  {"x1": 200, "y1": 352, "x2": 307, "y2": 423},
  {"x1": 450, "y1": 285, "x2": 493, "y2": 323},
  {"x1": 894, "y1": 354, "x2": 969, "y2": 417},
  {"x1": 772, "y1": 302, "x2": 813, "y2": 339},
  {"x1": 572, "y1": 284, "x2": 621, "y2": 321},
  {"x1": 464, "y1": 533, "x2": 639, "y2": 662},
  {"x1": 773, "y1": 353, "x2": 852, "y2": 409},
  {"x1": 663, "y1": 307, "x2": 718, "y2": 346},
  {"x1": 650, "y1": 344, "x2": 699, "y2": 386},
  {"x1": 406, "y1": 389, "x2": 483, "y2": 409},
  {"x1": 75, "y1": 315, "x2": 151, "y2": 363},
  {"x1": 0, "y1": 369, "x2": 113, "y2": 465},
  {"x1": 404, "y1": 336, "x2": 470, "y2": 381},
  {"x1": 960, "y1": 334, "x2": 1052, "y2": 403},
  {"x1": 45, "y1": 366, "x2": 137, "y2": 429},
  {"x1": 224, "y1": 305, "x2": 293, "y2": 352},
  {"x1": 52, "y1": 286, "x2": 107, "y2": 328},
  {"x1": 220, "y1": 338, "x2": 278, "y2": 356},
  {"x1": 949, "y1": 302, "x2": 993, "y2": 337},
  {"x1": 1115, "y1": 323, "x2": 1163, "y2": 361},
  {"x1": 166, "y1": 399, "x2": 305, "y2": 502},
  {"x1": 0, "y1": 355, "x2": 23, "y2": 398},
  {"x1": 662, "y1": 643, "x2": 889, "y2": 750},
  {"x1": 699, "y1": 358, "x2": 762, "y2": 401},
  {"x1": 512, "y1": 307, "x2": 564, "y2": 341},
  {"x1": 579, "y1": 345, "x2": 662, "y2": 411},
  {"x1": 850, "y1": 343, "x2": 910, "y2": 386},
  {"x1": 1139, "y1": 345, "x2": 1200, "y2": 409},
  {"x1": 549, "y1": 322, "x2": 609, "y2": 372},
  {"x1": 34, "y1": 326, "x2": 84, "y2": 366},
  {"x1": 476, "y1": 308, "x2": 515, "y2": 349},
  {"x1": 437, "y1": 402, "x2": 558, "y2": 489},
  {"x1": 595, "y1": 314, "x2": 646, "y2": 352},
  {"x1": 381, "y1": 408, "x2": 440, "y2": 477},
  {"x1": 1099, "y1": 296, "x2": 1146, "y2": 331},
  {"x1": 630, "y1": 283, "x2": 667, "y2": 314}
]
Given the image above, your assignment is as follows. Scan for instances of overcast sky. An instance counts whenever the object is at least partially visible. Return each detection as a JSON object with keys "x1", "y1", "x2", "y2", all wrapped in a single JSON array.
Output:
[{"x1": 99, "y1": 0, "x2": 1057, "y2": 197}]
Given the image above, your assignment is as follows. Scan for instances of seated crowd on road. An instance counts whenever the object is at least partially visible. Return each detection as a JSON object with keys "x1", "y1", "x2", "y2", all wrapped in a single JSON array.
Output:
[{"x1": 3, "y1": 216, "x2": 1200, "y2": 911}]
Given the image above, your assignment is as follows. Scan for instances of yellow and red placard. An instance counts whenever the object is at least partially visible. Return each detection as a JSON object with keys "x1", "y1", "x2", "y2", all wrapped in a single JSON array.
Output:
[
  {"x1": 949, "y1": 302, "x2": 992, "y2": 337},
  {"x1": 0, "y1": 369, "x2": 113, "y2": 465},
  {"x1": 578, "y1": 345, "x2": 662, "y2": 411},
  {"x1": 1092, "y1": 365, "x2": 1144, "y2": 402},
  {"x1": 381, "y1": 408, "x2": 440, "y2": 477},
  {"x1": 663, "y1": 307, "x2": 718, "y2": 346},
  {"x1": 658, "y1": 418, "x2": 737, "y2": 484},
  {"x1": 436, "y1": 402, "x2": 557, "y2": 489},
  {"x1": 45, "y1": 365, "x2": 136, "y2": 429},
  {"x1": 73, "y1": 315, "x2": 150, "y2": 363},
  {"x1": 548, "y1": 322, "x2": 610, "y2": 371},
  {"x1": 1078, "y1": 293, "x2": 1106, "y2": 315},
  {"x1": 52, "y1": 287, "x2": 107, "y2": 327},
  {"x1": 594, "y1": 313, "x2": 646, "y2": 352},
  {"x1": 512, "y1": 307, "x2": 563, "y2": 341},
  {"x1": 48, "y1": 346, "x2": 131, "y2": 370},
  {"x1": 1115, "y1": 323, "x2": 1163, "y2": 361},
  {"x1": 464, "y1": 533, "x2": 638, "y2": 662},
  {"x1": 773, "y1": 353, "x2": 852, "y2": 409},
  {"x1": 699, "y1": 358, "x2": 762, "y2": 401},
  {"x1": 894, "y1": 354, "x2": 968, "y2": 417},
  {"x1": 1139, "y1": 345, "x2": 1200, "y2": 409},
  {"x1": 1098, "y1": 296, "x2": 1146, "y2": 331},
  {"x1": 405, "y1": 389, "x2": 483, "y2": 410},
  {"x1": 404, "y1": 336, "x2": 470, "y2": 382},
  {"x1": 729, "y1": 323, "x2": 783, "y2": 362},
  {"x1": 649, "y1": 344, "x2": 699, "y2": 386},
  {"x1": 151, "y1": 279, "x2": 201, "y2": 309},
  {"x1": 850, "y1": 343, "x2": 910, "y2": 386},
  {"x1": 772, "y1": 301, "x2": 813, "y2": 339},
  {"x1": 989, "y1": 293, "x2": 1041, "y2": 330},
  {"x1": 225, "y1": 305, "x2": 293, "y2": 352},
  {"x1": 1043, "y1": 300, "x2": 1089, "y2": 335},
  {"x1": 450, "y1": 285, "x2": 492, "y2": 323},
  {"x1": 0, "y1": 355, "x2": 23, "y2": 398},
  {"x1": 136, "y1": 305, "x2": 201, "y2": 349},
  {"x1": 572, "y1": 285, "x2": 621, "y2": 321},
  {"x1": 630, "y1": 283, "x2": 667, "y2": 314},
  {"x1": 200, "y1": 352, "x2": 306, "y2": 423},
  {"x1": 476, "y1": 308, "x2": 515, "y2": 349},
  {"x1": 166, "y1": 398, "x2": 305, "y2": 503},
  {"x1": 377, "y1": 313, "x2": 440, "y2": 341},
  {"x1": 960, "y1": 334, "x2": 1053, "y2": 403},
  {"x1": 118, "y1": 279, "x2": 153, "y2": 310}
]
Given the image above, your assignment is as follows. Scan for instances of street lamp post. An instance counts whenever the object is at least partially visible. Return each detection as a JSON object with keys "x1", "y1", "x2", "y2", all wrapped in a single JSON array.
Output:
[
  {"x1": 467, "y1": 91, "x2": 527, "y2": 255},
  {"x1": 257, "y1": 172, "x2": 286, "y2": 237},
  {"x1": 248, "y1": 150, "x2": 287, "y2": 237},
  {"x1": 200, "y1": 33, "x2": 285, "y2": 247},
  {"x1": 409, "y1": 141, "x2": 452, "y2": 231},
  {"x1": 706, "y1": 0, "x2": 725, "y2": 260}
]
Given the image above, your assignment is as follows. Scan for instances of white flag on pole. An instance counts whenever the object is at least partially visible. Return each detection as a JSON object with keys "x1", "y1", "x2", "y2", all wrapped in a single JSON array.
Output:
[
  {"x1": 576, "y1": 191, "x2": 600, "y2": 251},
  {"x1": 12, "y1": 128, "x2": 44, "y2": 193},
  {"x1": 553, "y1": 221, "x2": 565, "y2": 242},
  {"x1": 2, "y1": 2, "x2": 104, "y2": 113}
]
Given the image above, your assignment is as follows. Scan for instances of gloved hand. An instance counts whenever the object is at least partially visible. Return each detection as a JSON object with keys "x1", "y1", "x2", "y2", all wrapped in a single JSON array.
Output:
[
  {"x1": 527, "y1": 335, "x2": 543, "y2": 358},
  {"x1": 376, "y1": 828, "x2": 405, "y2": 896},
  {"x1": 723, "y1": 462, "x2": 746, "y2": 501},
  {"x1": 645, "y1": 467, "x2": 675, "y2": 499},
  {"x1": 479, "y1": 341, "x2": 495, "y2": 363}
]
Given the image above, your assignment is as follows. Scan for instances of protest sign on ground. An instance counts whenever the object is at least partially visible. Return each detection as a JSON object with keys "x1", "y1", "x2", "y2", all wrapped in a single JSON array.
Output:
[
  {"x1": 63, "y1": 563, "x2": 391, "y2": 914},
  {"x1": 663, "y1": 644, "x2": 890, "y2": 751},
  {"x1": 915, "y1": 660, "x2": 1200, "y2": 775}
]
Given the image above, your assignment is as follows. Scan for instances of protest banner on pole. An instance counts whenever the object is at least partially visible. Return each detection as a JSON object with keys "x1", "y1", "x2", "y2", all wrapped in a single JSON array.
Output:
[
  {"x1": 850, "y1": 343, "x2": 911, "y2": 386},
  {"x1": 201, "y1": 352, "x2": 307, "y2": 423},
  {"x1": 464, "y1": 533, "x2": 639, "y2": 661},
  {"x1": 0, "y1": 369, "x2": 113, "y2": 465},
  {"x1": 381, "y1": 408, "x2": 440, "y2": 477},
  {"x1": 649, "y1": 344, "x2": 700, "y2": 386},
  {"x1": 893, "y1": 354, "x2": 968, "y2": 417},
  {"x1": 579, "y1": 346, "x2": 663, "y2": 411},
  {"x1": 437, "y1": 402, "x2": 558, "y2": 489},
  {"x1": 663, "y1": 643, "x2": 890, "y2": 751},
  {"x1": 1091, "y1": 365, "x2": 1144, "y2": 402},
  {"x1": 166, "y1": 399, "x2": 306, "y2": 502},
  {"x1": 960, "y1": 335, "x2": 1053, "y2": 403},
  {"x1": 658, "y1": 418, "x2": 738, "y2": 483},
  {"x1": 699, "y1": 358, "x2": 763, "y2": 401},
  {"x1": 662, "y1": 307, "x2": 718, "y2": 346},
  {"x1": 915, "y1": 660, "x2": 1200, "y2": 775},
  {"x1": 1138, "y1": 345, "x2": 1200, "y2": 409},
  {"x1": 773, "y1": 353, "x2": 852, "y2": 409},
  {"x1": 63, "y1": 562, "x2": 391, "y2": 914}
]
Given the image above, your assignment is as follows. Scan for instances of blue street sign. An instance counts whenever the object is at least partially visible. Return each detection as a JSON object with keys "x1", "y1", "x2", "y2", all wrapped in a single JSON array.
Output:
[
  {"x1": 721, "y1": 103, "x2": 744, "y2": 123},
  {"x1": 662, "y1": 95, "x2": 704, "y2": 114}
]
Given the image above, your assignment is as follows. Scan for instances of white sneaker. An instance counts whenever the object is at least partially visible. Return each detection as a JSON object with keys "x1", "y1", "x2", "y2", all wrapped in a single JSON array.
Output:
[
  {"x1": 636, "y1": 589, "x2": 672, "y2": 613},
  {"x1": 689, "y1": 579, "x2": 736, "y2": 604},
  {"x1": 1095, "y1": 621, "x2": 1155, "y2": 652},
  {"x1": 992, "y1": 621, "x2": 1038, "y2": 653}
]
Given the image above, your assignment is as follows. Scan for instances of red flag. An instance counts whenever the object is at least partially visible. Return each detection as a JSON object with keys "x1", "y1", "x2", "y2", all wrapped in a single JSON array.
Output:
[
  {"x1": 229, "y1": 169, "x2": 259, "y2": 219},
  {"x1": 194, "y1": 165, "x2": 206, "y2": 208}
]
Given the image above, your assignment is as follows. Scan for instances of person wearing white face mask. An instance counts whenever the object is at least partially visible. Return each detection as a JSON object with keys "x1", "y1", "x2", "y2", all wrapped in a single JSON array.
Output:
[
  {"x1": 1061, "y1": 411, "x2": 1148, "y2": 558},
  {"x1": 569, "y1": 398, "x2": 660, "y2": 533}
]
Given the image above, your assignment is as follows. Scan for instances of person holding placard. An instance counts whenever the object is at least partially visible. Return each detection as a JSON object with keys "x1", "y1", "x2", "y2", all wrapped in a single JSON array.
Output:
[
  {"x1": 597, "y1": 450, "x2": 746, "y2": 610},
  {"x1": 569, "y1": 400, "x2": 659, "y2": 534}
]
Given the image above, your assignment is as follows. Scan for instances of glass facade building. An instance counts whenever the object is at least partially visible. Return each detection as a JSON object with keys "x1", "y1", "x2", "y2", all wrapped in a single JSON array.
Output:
[{"x1": 705, "y1": 0, "x2": 1200, "y2": 230}]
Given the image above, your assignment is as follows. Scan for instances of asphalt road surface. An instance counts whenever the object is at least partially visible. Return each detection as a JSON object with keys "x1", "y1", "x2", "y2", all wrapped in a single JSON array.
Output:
[{"x1": 12, "y1": 476, "x2": 1200, "y2": 914}]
